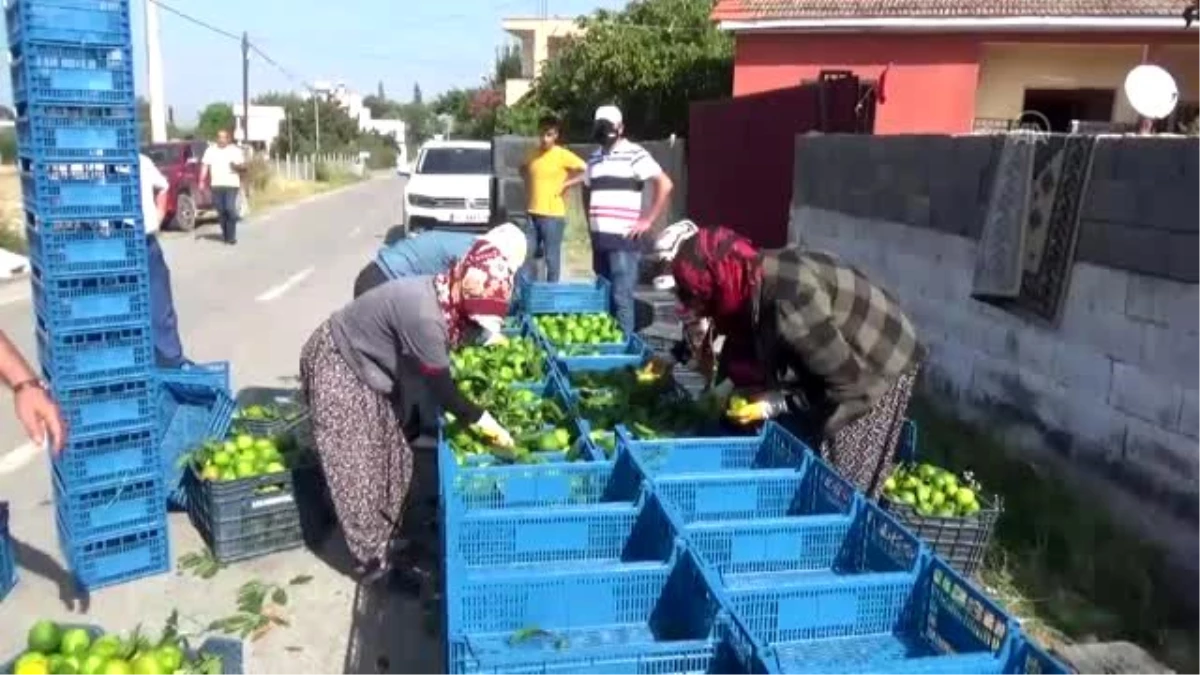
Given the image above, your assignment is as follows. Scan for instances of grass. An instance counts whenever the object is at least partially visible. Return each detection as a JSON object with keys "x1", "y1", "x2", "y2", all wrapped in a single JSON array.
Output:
[
  {"x1": 910, "y1": 396, "x2": 1199, "y2": 672},
  {"x1": 0, "y1": 166, "x2": 25, "y2": 254},
  {"x1": 562, "y1": 192, "x2": 593, "y2": 279},
  {"x1": 247, "y1": 169, "x2": 360, "y2": 213}
]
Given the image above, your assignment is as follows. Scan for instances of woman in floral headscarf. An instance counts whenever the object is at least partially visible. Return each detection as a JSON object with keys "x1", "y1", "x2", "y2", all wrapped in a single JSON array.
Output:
[
  {"x1": 299, "y1": 224, "x2": 526, "y2": 580},
  {"x1": 671, "y1": 225, "x2": 925, "y2": 498}
]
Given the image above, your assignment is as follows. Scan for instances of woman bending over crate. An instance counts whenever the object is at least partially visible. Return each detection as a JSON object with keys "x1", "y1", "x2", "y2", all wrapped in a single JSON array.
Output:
[
  {"x1": 298, "y1": 229, "x2": 526, "y2": 582},
  {"x1": 668, "y1": 225, "x2": 926, "y2": 498}
]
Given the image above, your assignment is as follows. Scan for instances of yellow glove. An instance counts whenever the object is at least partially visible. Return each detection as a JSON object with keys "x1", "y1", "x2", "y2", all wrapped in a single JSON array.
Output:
[
  {"x1": 472, "y1": 411, "x2": 514, "y2": 448},
  {"x1": 482, "y1": 332, "x2": 509, "y2": 347},
  {"x1": 725, "y1": 392, "x2": 788, "y2": 426}
]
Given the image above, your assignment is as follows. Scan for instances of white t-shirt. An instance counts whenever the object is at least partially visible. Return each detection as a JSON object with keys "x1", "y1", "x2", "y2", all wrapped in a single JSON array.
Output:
[
  {"x1": 202, "y1": 143, "x2": 244, "y2": 188},
  {"x1": 139, "y1": 153, "x2": 169, "y2": 235},
  {"x1": 583, "y1": 138, "x2": 662, "y2": 251}
]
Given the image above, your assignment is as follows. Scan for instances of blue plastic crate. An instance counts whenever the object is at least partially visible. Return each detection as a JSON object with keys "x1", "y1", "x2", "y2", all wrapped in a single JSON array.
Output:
[
  {"x1": 518, "y1": 276, "x2": 610, "y2": 315},
  {"x1": 51, "y1": 425, "x2": 157, "y2": 489},
  {"x1": 37, "y1": 323, "x2": 152, "y2": 389},
  {"x1": 438, "y1": 373, "x2": 602, "y2": 471},
  {"x1": 10, "y1": 42, "x2": 135, "y2": 106},
  {"x1": 686, "y1": 500, "x2": 922, "y2": 591},
  {"x1": 447, "y1": 548, "x2": 726, "y2": 674},
  {"x1": 448, "y1": 493, "x2": 677, "y2": 576},
  {"x1": 32, "y1": 265, "x2": 149, "y2": 333},
  {"x1": 530, "y1": 312, "x2": 632, "y2": 358},
  {"x1": 650, "y1": 455, "x2": 857, "y2": 525},
  {"x1": 16, "y1": 103, "x2": 139, "y2": 161},
  {"x1": 447, "y1": 616, "x2": 757, "y2": 675},
  {"x1": 159, "y1": 365, "x2": 236, "y2": 509},
  {"x1": 20, "y1": 158, "x2": 141, "y2": 219},
  {"x1": 743, "y1": 556, "x2": 1016, "y2": 675},
  {"x1": 52, "y1": 468, "x2": 164, "y2": 540},
  {"x1": 54, "y1": 376, "x2": 155, "y2": 440},
  {"x1": 0, "y1": 502, "x2": 15, "y2": 602},
  {"x1": 555, "y1": 334, "x2": 649, "y2": 374},
  {"x1": 0, "y1": 625, "x2": 244, "y2": 674},
  {"x1": 26, "y1": 213, "x2": 146, "y2": 278},
  {"x1": 620, "y1": 421, "x2": 813, "y2": 477},
  {"x1": 1004, "y1": 638, "x2": 1072, "y2": 674},
  {"x1": 6, "y1": 0, "x2": 133, "y2": 46},
  {"x1": 55, "y1": 513, "x2": 169, "y2": 590}
]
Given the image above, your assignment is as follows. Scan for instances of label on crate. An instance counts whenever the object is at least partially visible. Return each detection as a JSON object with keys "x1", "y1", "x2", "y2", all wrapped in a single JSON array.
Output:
[{"x1": 250, "y1": 494, "x2": 295, "y2": 509}]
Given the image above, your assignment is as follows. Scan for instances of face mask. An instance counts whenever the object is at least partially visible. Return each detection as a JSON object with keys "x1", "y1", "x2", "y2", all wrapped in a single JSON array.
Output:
[{"x1": 593, "y1": 121, "x2": 618, "y2": 145}]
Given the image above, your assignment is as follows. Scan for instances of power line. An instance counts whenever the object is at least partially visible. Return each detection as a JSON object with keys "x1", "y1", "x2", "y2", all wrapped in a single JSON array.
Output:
[{"x1": 148, "y1": 0, "x2": 240, "y2": 42}]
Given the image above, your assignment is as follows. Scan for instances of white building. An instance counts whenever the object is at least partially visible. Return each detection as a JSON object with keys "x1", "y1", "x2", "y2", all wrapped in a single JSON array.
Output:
[
  {"x1": 232, "y1": 104, "x2": 286, "y2": 149},
  {"x1": 304, "y1": 80, "x2": 408, "y2": 163},
  {"x1": 501, "y1": 17, "x2": 584, "y2": 106}
]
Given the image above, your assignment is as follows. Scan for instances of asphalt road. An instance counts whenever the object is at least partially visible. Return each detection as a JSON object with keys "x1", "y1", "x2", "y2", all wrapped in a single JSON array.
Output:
[{"x1": 0, "y1": 176, "x2": 442, "y2": 673}]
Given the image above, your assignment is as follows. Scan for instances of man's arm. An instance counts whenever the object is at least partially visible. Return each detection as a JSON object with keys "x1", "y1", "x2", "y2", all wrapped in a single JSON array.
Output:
[
  {"x1": 198, "y1": 149, "x2": 210, "y2": 186},
  {"x1": 642, "y1": 172, "x2": 674, "y2": 227},
  {"x1": 146, "y1": 159, "x2": 170, "y2": 224},
  {"x1": 0, "y1": 332, "x2": 65, "y2": 453}
]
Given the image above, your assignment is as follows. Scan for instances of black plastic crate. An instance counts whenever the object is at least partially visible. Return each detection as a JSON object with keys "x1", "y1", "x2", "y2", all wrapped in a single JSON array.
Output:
[
  {"x1": 185, "y1": 464, "x2": 329, "y2": 563},
  {"x1": 879, "y1": 495, "x2": 1002, "y2": 577}
]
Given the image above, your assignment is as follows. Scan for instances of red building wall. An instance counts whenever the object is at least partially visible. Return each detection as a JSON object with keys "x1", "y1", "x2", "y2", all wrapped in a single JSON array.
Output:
[{"x1": 732, "y1": 33, "x2": 983, "y2": 134}]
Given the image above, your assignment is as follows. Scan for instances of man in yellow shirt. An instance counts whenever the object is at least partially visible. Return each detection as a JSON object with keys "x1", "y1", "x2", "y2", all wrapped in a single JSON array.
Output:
[{"x1": 520, "y1": 115, "x2": 586, "y2": 282}]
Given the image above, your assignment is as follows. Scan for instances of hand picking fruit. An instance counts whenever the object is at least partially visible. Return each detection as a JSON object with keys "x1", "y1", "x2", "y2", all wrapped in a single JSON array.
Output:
[{"x1": 725, "y1": 392, "x2": 789, "y2": 426}]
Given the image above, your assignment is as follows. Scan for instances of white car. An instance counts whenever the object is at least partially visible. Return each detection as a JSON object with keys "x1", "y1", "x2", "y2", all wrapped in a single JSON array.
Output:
[{"x1": 400, "y1": 139, "x2": 492, "y2": 233}]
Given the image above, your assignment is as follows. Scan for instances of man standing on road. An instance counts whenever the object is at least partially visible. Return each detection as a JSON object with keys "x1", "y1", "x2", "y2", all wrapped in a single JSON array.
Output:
[
  {"x1": 199, "y1": 129, "x2": 245, "y2": 245},
  {"x1": 519, "y1": 114, "x2": 586, "y2": 283},
  {"x1": 584, "y1": 105, "x2": 674, "y2": 333},
  {"x1": 140, "y1": 152, "x2": 190, "y2": 367}
]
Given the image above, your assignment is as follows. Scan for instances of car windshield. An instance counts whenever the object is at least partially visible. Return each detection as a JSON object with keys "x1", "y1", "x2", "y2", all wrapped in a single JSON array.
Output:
[
  {"x1": 417, "y1": 147, "x2": 490, "y2": 175},
  {"x1": 144, "y1": 145, "x2": 184, "y2": 165}
]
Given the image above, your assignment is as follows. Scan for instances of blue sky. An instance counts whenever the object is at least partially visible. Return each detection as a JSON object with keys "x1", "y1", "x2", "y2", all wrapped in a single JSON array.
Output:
[{"x1": 2, "y1": 0, "x2": 627, "y2": 122}]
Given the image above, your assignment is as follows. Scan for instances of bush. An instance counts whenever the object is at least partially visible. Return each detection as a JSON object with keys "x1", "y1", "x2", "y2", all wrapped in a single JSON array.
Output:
[
  {"x1": 314, "y1": 161, "x2": 331, "y2": 182},
  {"x1": 0, "y1": 128, "x2": 15, "y2": 164},
  {"x1": 0, "y1": 226, "x2": 27, "y2": 254},
  {"x1": 244, "y1": 155, "x2": 273, "y2": 193}
]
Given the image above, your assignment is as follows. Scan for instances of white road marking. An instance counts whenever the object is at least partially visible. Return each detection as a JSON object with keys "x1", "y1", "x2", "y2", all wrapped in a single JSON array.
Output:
[
  {"x1": 255, "y1": 266, "x2": 315, "y2": 303},
  {"x1": 0, "y1": 441, "x2": 39, "y2": 475},
  {"x1": 349, "y1": 226, "x2": 362, "y2": 237}
]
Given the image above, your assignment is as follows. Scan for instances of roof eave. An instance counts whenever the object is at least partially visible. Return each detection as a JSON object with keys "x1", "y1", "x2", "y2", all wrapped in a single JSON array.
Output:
[{"x1": 716, "y1": 16, "x2": 1198, "y2": 33}]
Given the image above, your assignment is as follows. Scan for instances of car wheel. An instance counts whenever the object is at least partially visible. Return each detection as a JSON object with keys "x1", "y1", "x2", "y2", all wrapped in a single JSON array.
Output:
[{"x1": 173, "y1": 192, "x2": 197, "y2": 231}]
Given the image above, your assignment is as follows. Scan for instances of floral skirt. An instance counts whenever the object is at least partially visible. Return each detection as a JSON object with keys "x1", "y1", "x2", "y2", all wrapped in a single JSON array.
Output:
[{"x1": 299, "y1": 321, "x2": 413, "y2": 570}]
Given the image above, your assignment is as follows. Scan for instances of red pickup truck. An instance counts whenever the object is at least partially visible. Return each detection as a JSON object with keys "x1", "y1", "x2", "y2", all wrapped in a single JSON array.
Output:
[{"x1": 143, "y1": 140, "x2": 214, "y2": 231}]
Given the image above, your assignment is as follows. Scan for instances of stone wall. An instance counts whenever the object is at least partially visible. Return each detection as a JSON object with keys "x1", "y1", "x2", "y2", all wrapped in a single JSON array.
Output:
[{"x1": 789, "y1": 133, "x2": 1199, "y2": 568}]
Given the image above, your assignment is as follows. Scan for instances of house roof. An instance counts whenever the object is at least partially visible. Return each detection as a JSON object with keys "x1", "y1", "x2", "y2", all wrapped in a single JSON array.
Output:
[{"x1": 711, "y1": 0, "x2": 1188, "y2": 22}]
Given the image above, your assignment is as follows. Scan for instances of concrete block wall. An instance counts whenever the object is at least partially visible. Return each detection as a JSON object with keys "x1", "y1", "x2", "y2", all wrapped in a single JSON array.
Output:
[{"x1": 789, "y1": 133, "x2": 1199, "y2": 562}]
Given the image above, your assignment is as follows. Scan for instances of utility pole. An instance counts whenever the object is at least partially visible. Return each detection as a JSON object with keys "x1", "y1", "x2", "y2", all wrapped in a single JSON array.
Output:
[
  {"x1": 144, "y1": 0, "x2": 168, "y2": 142},
  {"x1": 241, "y1": 32, "x2": 250, "y2": 146},
  {"x1": 314, "y1": 92, "x2": 322, "y2": 155}
]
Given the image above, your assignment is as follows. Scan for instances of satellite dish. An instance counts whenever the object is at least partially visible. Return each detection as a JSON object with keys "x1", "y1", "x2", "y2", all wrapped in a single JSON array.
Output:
[{"x1": 1124, "y1": 65, "x2": 1179, "y2": 120}]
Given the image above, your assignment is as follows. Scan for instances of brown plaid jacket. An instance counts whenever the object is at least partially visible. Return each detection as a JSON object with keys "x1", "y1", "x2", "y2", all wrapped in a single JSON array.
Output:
[{"x1": 754, "y1": 247, "x2": 925, "y2": 432}]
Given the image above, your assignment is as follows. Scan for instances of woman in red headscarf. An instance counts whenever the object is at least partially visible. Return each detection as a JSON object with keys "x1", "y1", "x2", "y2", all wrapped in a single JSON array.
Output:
[
  {"x1": 671, "y1": 226, "x2": 925, "y2": 497},
  {"x1": 299, "y1": 226, "x2": 526, "y2": 582}
]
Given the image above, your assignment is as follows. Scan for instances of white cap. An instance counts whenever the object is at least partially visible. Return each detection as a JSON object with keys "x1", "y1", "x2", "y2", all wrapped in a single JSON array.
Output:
[
  {"x1": 594, "y1": 105, "x2": 623, "y2": 126},
  {"x1": 652, "y1": 219, "x2": 699, "y2": 262}
]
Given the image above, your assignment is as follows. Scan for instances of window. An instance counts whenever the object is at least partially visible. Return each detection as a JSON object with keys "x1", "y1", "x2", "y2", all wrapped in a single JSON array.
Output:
[
  {"x1": 416, "y1": 147, "x2": 491, "y2": 175},
  {"x1": 1021, "y1": 88, "x2": 1116, "y2": 132},
  {"x1": 143, "y1": 144, "x2": 184, "y2": 165}
]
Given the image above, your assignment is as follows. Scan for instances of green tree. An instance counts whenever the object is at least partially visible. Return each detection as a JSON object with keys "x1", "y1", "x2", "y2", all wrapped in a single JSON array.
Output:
[
  {"x1": 377, "y1": 81, "x2": 386, "y2": 99},
  {"x1": 412, "y1": 83, "x2": 423, "y2": 105},
  {"x1": 253, "y1": 91, "x2": 304, "y2": 107},
  {"x1": 526, "y1": 0, "x2": 732, "y2": 140},
  {"x1": 398, "y1": 101, "x2": 435, "y2": 150},
  {"x1": 196, "y1": 102, "x2": 236, "y2": 139},
  {"x1": 269, "y1": 95, "x2": 361, "y2": 156},
  {"x1": 493, "y1": 44, "x2": 523, "y2": 84}
]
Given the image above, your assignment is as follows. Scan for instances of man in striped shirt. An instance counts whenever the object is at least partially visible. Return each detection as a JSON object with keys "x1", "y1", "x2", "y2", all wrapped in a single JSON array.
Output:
[{"x1": 584, "y1": 105, "x2": 674, "y2": 333}]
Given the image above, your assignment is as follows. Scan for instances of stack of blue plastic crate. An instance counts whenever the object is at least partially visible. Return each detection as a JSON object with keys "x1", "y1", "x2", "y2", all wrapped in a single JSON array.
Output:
[
  {"x1": 7, "y1": 0, "x2": 169, "y2": 590},
  {"x1": 436, "y1": 281, "x2": 1072, "y2": 674}
]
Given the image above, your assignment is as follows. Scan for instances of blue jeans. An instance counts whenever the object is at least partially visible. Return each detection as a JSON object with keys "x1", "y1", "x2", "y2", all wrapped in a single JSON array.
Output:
[
  {"x1": 212, "y1": 187, "x2": 240, "y2": 243},
  {"x1": 521, "y1": 215, "x2": 566, "y2": 283},
  {"x1": 592, "y1": 248, "x2": 639, "y2": 334},
  {"x1": 147, "y1": 235, "x2": 186, "y2": 367}
]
